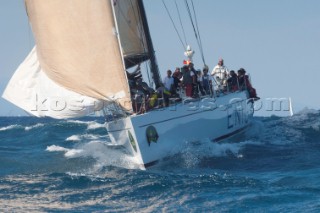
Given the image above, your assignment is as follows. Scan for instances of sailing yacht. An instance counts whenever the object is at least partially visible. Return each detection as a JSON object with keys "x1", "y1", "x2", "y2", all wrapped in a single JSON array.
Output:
[{"x1": 3, "y1": 0, "x2": 256, "y2": 169}]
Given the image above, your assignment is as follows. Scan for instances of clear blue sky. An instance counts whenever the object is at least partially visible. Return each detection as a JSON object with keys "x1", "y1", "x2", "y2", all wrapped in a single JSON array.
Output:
[{"x1": 1, "y1": 0, "x2": 319, "y2": 116}]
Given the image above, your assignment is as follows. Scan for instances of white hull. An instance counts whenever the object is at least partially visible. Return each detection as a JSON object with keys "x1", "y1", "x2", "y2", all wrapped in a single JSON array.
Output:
[{"x1": 106, "y1": 91, "x2": 254, "y2": 169}]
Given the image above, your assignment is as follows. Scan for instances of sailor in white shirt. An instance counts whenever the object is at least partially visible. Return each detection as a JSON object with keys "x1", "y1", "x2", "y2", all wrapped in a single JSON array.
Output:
[
  {"x1": 211, "y1": 58, "x2": 229, "y2": 86},
  {"x1": 163, "y1": 69, "x2": 174, "y2": 92}
]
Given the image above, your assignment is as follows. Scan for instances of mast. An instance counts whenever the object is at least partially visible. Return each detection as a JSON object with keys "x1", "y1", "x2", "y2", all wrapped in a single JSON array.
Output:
[{"x1": 137, "y1": 0, "x2": 162, "y2": 88}]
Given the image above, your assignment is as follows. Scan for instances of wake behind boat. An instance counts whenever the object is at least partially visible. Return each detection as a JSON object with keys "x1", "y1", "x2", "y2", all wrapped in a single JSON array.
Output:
[{"x1": 2, "y1": 0, "x2": 258, "y2": 169}]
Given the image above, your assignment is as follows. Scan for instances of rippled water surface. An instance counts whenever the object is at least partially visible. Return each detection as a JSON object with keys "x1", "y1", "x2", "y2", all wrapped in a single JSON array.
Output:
[{"x1": 1, "y1": 109, "x2": 320, "y2": 212}]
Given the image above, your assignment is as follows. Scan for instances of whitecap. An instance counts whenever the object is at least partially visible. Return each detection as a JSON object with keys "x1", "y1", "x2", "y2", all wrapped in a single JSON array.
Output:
[
  {"x1": 0, "y1": 124, "x2": 22, "y2": 131},
  {"x1": 25, "y1": 123, "x2": 45, "y2": 131},
  {"x1": 46, "y1": 145, "x2": 69, "y2": 152},
  {"x1": 66, "y1": 120, "x2": 90, "y2": 125},
  {"x1": 65, "y1": 134, "x2": 109, "y2": 142},
  {"x1": 86, "y1": 122, "x2": 106, "y2": 130},
  {"x1": 69, "y1": 140, "x2": 141, "y2": 170},
  {"x1": 66, "y1": 135, "x2": 82, "y2": 142},
  {"x1": 64, "y1": 149, "x2": 84, "y2": 158}
]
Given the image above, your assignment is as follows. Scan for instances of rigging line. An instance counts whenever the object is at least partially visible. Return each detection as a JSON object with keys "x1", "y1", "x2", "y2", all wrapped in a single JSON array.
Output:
[
  {"x1": 184, "y1": 1, "x2": 199, "y2": 50},
  {"x1": 174, "y1": 0, "x2": 187, "y2": 47},
  {"x1": 184, "y1": 0, "x2": 206, "y2": 65},
  {"x1": 128, "y1": 0, "x2": 151, "y2": 85},
  {"x1": 137, "y1": 0, "x2": 162, "y2": 87},
  {"x1": 190, "y1": 0, "x2": 206, "y2": 65},
  {"x1": 161, "y1": 0, "x2": 186, "y2": 51},
  {"x1": 185, "y1": 0, "x2": 205, "y2": 65}
]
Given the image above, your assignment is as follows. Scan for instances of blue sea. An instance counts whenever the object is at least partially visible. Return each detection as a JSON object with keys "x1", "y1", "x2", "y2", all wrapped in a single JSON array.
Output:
[{"x1": 0, "y1": 108, "x2": 320, "y2": 212}]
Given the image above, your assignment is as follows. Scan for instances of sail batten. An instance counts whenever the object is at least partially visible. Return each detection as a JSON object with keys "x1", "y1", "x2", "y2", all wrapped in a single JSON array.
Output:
[{"x1": 25, "y1": 0, "x2": 131, "y2": 110}]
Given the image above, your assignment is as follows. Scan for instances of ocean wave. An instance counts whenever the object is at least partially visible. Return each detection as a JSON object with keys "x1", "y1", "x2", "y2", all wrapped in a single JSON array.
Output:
[
  {"x1": 288, "y1": 109, "x2": 320, "y2": 131},
  {"x1": 74, "y1": 141, "x2": 141, "y2": 170},
  {"x1": 24, "y1": 123, "x2": 45, "y2": 131},
  {"x1": 65, "y1": 149, "x2": 84, "y2": 158},
  {"x1": 65, "y1": 119, "x2": 106, "y2": 130},
  {"x1": 46, "y1": 145, "x2": 84, "y2": 158},
  {"x1": 66, "y1": 120, "x2": 91, "y2": 125},
  {"x1": 0, "y1": 124, "x2": 23, "y2": 131},
  {"x1": 65, "y1": 135, "x2": 82, "y2": 141},
  {"x1": 46, "y1": 141, "x2": 141, "y2": 171},
  {"x1": 311, "y1": 122, "x2": 320, "y2": 132},
  {"x1": 46, "y1": 145, "x2": 69, "y2": 152},
  {"x1": 86, "y1": 122, "x2": 106, "y2": 130},
  {"x1": 248, "y1": 113, "x2": 316, "y2": 145},
  {"x1": 66, "y1": 134, "x2": 110, "y2": 143},
  {"x1": 162, "y1": 138, "x2": 261, "y2": 169}
]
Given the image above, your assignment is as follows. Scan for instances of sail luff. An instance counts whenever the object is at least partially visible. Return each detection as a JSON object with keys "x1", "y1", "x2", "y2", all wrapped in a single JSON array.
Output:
[{"x1": 109, "y1": 0, "x2": 132, "y2": 101}]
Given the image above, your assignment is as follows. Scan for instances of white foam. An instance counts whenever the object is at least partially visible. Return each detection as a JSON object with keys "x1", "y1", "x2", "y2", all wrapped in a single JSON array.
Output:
[
  {"x1": 0, "y1": 124, "x2": 21, "y2": 131},
  {"x1": 66, "y1": 120, "x2": 91, "y2": 125},
  {"x1": 86, "y1": 122, "x2": 105, "y2": 130},
  {"x1": 171, "y1": 138, "x2": 259, "y2": 168},
  {"x1": 46, "y1": 145, "x2": 69, "y2": 152},
  {"x1": 64, "y1": 149, "x2": 84, "y2": 158},
  {"x1": 206, "y1": 139, "x2": 257, "y2": 157},
  {"x1": 66, "y1": 120, "x2": 105, "y2": 130},
  {"x1": 25, "y1": 123, "x2": 44, "y2": 131},
  {"x1": 73, "y1": 140, "x2": 141, "y2": 170},
  {"x1": 66, "y1": 135, "x2": 82, "y2": 142},
  {"x1": 47, "y1": 140, "x2": 141, "y2": 170},
  {"x1": 66, "y1": 134, "x2": 109, "y2": 142},
  {"x1": 66, "y1": 119, "x2": 106, "y2": 130}
]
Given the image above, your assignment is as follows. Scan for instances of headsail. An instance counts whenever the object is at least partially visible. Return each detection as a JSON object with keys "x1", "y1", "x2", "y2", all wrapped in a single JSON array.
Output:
[
  {"x1": 3, "y1": 0, "x2": 163, "y2": 118},
  {"x1": 3, "y1": 0, "x2": 134, "y2": 118},
  {"x1": 26, "y1": 0, "x2": 131, "y2": 108},
  {"x1": 2, "y1": 47, "x2": 104, "y2": 119}
]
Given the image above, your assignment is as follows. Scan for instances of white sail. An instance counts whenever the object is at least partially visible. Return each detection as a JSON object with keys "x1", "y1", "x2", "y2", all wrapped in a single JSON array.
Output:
[{"x1": 3, "y1": 47, "x2": 105, "y2": 119}]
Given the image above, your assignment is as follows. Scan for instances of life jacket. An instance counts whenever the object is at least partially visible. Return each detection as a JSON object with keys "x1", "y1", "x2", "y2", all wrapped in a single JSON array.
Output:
[{"x1": 149, "y1": 93, "x2": 158, "y2": 108}]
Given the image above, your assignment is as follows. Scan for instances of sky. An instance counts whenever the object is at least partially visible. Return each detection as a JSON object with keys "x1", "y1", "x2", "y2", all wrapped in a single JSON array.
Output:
[{"x1": 0, "y1": 0, "x2": 320, "y2": 116}]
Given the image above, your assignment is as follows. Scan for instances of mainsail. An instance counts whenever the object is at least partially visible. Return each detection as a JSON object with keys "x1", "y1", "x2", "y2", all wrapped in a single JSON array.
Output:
[
  {"x1": 114, "y1": 0, "x2": 149, "y2": 68},
  {"x1": 114, "y1": 0, "x2": 161, "y2": 87},
  {"x1": 3, "y1": 0, "x2": 159, "y2": 118}
]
